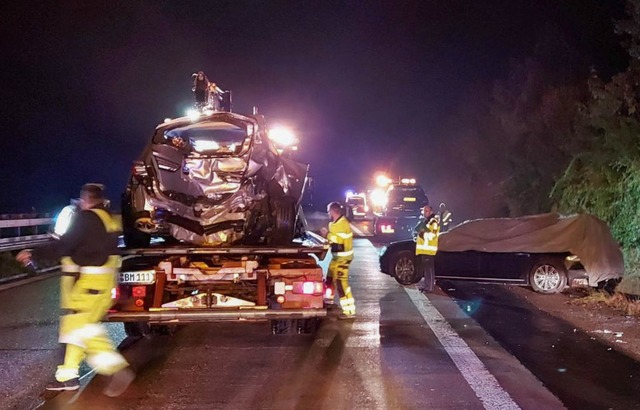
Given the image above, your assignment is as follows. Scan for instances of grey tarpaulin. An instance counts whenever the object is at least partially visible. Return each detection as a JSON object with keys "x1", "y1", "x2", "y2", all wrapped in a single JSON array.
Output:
[{"x1": 439, "y1": 213, "x2": 624, "y2": 286}]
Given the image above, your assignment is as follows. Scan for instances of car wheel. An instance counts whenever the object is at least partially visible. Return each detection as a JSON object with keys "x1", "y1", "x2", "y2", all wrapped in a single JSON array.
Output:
[
  {"x1": 391, "y1": 250, "x2": 421, "y2": 285},
  {"x1": 529, "y1": 260, "x2": 567, "y2": 294},
  {"x1": 270, "y1": 198, "x2": 296, "y2": 245},
  {"x1": 123, "y1": 219, "x2": 151, "y2": 248},
  {"x1": 122, "y1": 199, "x2": 151, "y2": 248}
]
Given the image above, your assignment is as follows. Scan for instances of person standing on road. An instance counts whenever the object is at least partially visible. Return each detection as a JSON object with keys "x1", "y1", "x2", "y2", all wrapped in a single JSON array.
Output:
[
  {"x1": 16, "y1": 184, "x2": 135, "y2": 396},
  {"x1": 414, "y1": 205, "x2": 440, "y2": 292},
  {"x1": 321, "y1": 202, "x2": 356, "y2": 319}
]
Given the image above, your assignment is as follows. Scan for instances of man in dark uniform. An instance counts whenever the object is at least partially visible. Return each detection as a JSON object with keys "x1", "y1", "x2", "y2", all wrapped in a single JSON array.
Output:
[
  {"x1": 16, "y1": 184, "x2": 134, "y2": 396},
  {"x1": 413, "y1": 205, "x2": 440, "y2": 292},
  {"x1": 192, "y1": 71, "x2": 210, "y2": 107}
]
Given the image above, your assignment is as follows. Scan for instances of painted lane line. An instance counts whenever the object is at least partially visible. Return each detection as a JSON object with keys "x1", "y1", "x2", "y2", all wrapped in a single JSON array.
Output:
[
  {"x1": 404, "y1": 287, "x2": 521, "y2": 410},
  {"x1": 349, "y1": 223, "x2": 367, "y2": 237}
]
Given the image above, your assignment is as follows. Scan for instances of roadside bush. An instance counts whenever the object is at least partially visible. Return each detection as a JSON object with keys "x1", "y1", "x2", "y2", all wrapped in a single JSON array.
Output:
[
  {"x1": 0, "y1": 252, "x2": 30, "y2": 279},
  {"x1": 0, "y1": 251, "x2": 59, "y2": 280}
]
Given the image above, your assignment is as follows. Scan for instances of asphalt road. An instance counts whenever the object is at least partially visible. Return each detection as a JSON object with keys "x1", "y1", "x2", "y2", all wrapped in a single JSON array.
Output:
[{"x1": 0, "y1": 239, "x2": 570, "y2": 410}]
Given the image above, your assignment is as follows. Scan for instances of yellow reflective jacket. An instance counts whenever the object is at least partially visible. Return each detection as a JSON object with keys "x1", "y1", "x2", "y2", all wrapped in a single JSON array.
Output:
[
  {"x1": 327, "y1": 215, "x2": 354, "y2": 260},
  {"x1": 415, "y1": 216, "x2": 439, "y2": 256}
]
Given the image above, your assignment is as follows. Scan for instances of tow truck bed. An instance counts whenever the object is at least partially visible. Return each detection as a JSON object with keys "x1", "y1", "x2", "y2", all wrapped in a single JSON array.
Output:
[{"x1": 106, "y1": 232, "x2": 330, "y2": 335}]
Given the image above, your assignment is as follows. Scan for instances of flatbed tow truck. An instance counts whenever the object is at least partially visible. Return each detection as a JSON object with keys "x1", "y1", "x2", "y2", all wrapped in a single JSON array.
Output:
[{"x1": 105, "y1": 231, "x2": 330, "y2": 336}]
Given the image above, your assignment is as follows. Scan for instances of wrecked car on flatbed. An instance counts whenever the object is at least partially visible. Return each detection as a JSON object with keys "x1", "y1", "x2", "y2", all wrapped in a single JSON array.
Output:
[
  {"x1": 112, "y1": 110, "x2": 329, "y2": 335},
  {"x1": 122, "y1": 111, "x2": 307, "y2": 248}
]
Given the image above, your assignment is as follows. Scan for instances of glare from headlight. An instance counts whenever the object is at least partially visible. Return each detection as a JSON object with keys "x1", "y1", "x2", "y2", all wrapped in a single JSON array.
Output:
[
  {"x1": 186, "y1": 109, "x2": 200, "y2": 121},
  {"x1": 268, "y1": 126, "x2": 298, "y2": 147},
  {"x1": 379, "y1": 246, "x2": 387, "y2": 256},
  {"x1": 192, "y1": 140, "x2": 220, "y2": 152}
]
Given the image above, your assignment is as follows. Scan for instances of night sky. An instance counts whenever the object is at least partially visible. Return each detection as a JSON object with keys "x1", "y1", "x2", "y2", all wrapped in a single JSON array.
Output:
[{"x1": 0, "y1": 1, "x2": 628, "y2": 218}]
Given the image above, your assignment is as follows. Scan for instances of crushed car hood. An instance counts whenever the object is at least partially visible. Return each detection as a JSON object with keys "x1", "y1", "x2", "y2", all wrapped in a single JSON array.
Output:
[{"x1": 439, "y1": 213, "x2": 624, "y2": 286}]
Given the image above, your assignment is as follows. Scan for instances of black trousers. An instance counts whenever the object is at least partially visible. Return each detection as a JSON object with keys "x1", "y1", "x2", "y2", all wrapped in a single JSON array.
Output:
[
  {"x1": 194, "y1": 90, "x2": 206, "y2": 104},
  {"x1": 416, "y1": 255, "x2": 435, "y2": 292}
]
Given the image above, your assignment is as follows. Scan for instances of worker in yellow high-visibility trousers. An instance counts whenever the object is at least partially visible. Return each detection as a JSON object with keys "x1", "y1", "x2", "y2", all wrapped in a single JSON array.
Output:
[
  {"x1": 17, "y1": 184, "x2": 135, "y2": 397},
  {"x1": 322, "y1": 202, "x2": 356, "y2": 319}
]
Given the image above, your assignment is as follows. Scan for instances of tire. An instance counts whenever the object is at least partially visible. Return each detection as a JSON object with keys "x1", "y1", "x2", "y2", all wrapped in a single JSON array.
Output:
[
  {"x1": 270, "y1": 199, "x2": 296, "y2": 245},
  {"x1": 122, "y1": 203, "x2": 152, "y2": 248},
  {"x1": 390, "y1": 250, "x2": 422, "y2": 285},
  {"x1": 124, "y1": 322, "x2": 151, "y2": 338},
  {"x1": 529, "y1": 259, "x2": 568, "y2": 294}
]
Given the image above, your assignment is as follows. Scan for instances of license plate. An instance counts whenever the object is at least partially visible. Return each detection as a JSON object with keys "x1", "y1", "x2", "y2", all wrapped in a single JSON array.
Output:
[{"x1": 119, "y1": 270, "x2": 156, "y2": 284}]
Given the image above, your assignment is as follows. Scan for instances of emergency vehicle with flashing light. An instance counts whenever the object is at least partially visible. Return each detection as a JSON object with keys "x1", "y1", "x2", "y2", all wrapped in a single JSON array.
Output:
[
  {"x1": 373, "y1": 178, "x2": 429, "y2": 239},
  {"x1": 344, "y1": 192, "x2": 369, "y2": 220}
]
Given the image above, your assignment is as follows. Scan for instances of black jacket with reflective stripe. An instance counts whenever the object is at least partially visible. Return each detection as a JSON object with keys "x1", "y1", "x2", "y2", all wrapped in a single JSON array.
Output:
[{"x1": 33, "y1": 206, "x2": 118, "y2": 266}]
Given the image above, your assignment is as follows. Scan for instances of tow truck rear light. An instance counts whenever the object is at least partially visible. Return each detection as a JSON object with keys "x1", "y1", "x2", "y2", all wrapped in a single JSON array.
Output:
[
  {"x1": 135, "y1": 299, "x2": 144, "y2": 307},
  {"x1": 276, "y1": 295, "x2": 286, "y2": 304},
  {"x1": 292, "y1": 281, "x2": 323, "y2": 295},
  {"x1": 132, "y1": 286, "x2": 147, "y2": 298}
]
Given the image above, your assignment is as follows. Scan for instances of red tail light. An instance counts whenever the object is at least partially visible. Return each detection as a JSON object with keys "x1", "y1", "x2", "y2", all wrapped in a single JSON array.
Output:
[{"x1": 132, "y1": 286, "x2": 147, "y2": 298}]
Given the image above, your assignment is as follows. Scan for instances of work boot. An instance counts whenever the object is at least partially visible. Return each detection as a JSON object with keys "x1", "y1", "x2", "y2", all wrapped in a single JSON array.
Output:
[
  {"x1": 338, "y1": 312, "x2": 356, "y2": 320},
  {"x1": 103, "y1": 367, "x2": 136, "y2": 397},
  {"x1": 45, "y1": 378, "x2": 80, "y2": 391}
]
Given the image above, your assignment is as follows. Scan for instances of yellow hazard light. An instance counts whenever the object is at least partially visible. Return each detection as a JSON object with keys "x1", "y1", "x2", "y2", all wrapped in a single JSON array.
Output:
[{"x1": 276, "y1": 295, "x2": 286, "y2": 304}]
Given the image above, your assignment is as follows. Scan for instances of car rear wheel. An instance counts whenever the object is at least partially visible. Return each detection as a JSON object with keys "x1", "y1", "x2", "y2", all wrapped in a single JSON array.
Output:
[
  {"x1": 391, "y1": 250, "x2": 421, "y2": 285},
  {"x1": 270, "y1": 198, "x2": 296, "y2": 245},
  {"x1": 529, "y1": 260, "x2": 567, "y2": 294},
  {"x1": 123, "y1": 212, "x2": 152, "y2": 248}
]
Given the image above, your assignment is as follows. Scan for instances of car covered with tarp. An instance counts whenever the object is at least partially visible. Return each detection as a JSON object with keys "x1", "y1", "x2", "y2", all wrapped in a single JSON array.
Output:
[
  {"x1": 438, "y1": 213, "x2": 623, "y2": 286},
  {"x1": 380, "y1": 213, "x2": 624, "y2": 293},
  {"x1": 122, "y1": 111, "x2": 308, "y2": 247}
]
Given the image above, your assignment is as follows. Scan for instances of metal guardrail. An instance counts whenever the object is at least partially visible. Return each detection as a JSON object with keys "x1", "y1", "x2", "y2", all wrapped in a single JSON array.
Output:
[{"x1": 0, "y1": 214, "x2": 54, "y2": 252}]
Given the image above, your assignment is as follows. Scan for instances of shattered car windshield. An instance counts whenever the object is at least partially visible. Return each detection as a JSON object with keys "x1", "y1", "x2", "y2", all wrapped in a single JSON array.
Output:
[{"x1": 161, "y1": 122, "x2": 249, "y2": 155}]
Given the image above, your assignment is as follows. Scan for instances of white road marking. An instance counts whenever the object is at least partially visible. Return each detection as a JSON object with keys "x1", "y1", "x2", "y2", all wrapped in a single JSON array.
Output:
[
  {"x1": 349, "y1": 223, "x2": 367, "y2": 237},
  {"x1": 404, "y1": 287, "x2": 522, "y2": 410}
]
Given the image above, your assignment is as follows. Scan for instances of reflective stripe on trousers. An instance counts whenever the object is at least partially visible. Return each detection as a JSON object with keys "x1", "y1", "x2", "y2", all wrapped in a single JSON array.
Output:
[
  {"x1": 57, "y1": 263, "x2": 127, "y2": 379},
  {"x1": 328, "y1": 257, "x2": 356, "y2": 315}
]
